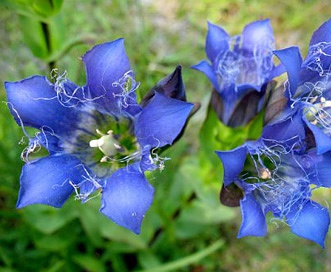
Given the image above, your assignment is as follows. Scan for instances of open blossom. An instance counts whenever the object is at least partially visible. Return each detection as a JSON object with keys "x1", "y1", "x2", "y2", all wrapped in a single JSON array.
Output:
[
  {"x1": 216, "y1": 136, "x2": 331, "y2": 247},
  {"x1": 192, "y1": 19, "x2": 283, "y2": 126},
  {"x1": 4, "y1": 39, "x2": 194, "y2": 234},
  {"x1": 274, "y1": 19, "x2": 331, "y2": 154}
]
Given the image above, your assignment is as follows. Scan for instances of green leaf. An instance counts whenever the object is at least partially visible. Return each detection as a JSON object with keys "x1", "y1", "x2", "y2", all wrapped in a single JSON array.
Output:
[
  {"x1": 51, "y1": 0, "x2": 64, "y2": 13},
  {"x1": 138, "y1": 251, "x2": 162, "y2": 269},
  {"x1": 177, "y1": 199, "x2": 236, "y2": 225},
  {"x1": 22, "y1": 202, "x2": 77, "y2": 234},
  {"x1": 14, "y1": 3, "x2": 68, "y2": 62},
  {"x1": 72, "y1": 254, "x2": 106, "y2": 272},
  {"x1": 247, "y1": 108, "x2": 265, "y2": 140},
  {"x1": 77, "y1": 199, "x2": 104, "y2": 247},
  {"x1": 174, "y1": 193, "x2": 235, "y2": 239},
  {"x1": 31, "y1": 0, "x2": 54, "y2": 17},
  {"x1": 0, "y1": 268, "x2": 15, "y2": 272},
  {"x1": 99, "y1": 221, "x2": 148, "y2": 250},
  {"x1": 41, "y1": 261, "x2": 65, "y2": 272},
  {"x1": 33, "y1": 233, "x2": 73, "y2": 252},
  {"x1": 75, "y1": 198, "x2": 150, "y2": 250},
  {"x1": 199, "y1": 97, "x2": 263, "y2": 155},
  {"x1": 45, "y1": 33, "x2": 97, "y2": 63},
  {"x1": 1, "y1": 0, "x2": 64, "y2": 20},
  {"x1": 18, "y1": 15, "x2": 49, "y2": 59},
  {"x1": 47, "y1": 14, "x2": 66, "y2": 57},
  {"x1": 136, "y1": 239, "x2": 225, "y2": 272},
  {"x1": 160, "y1": 156, "x2": 197, "y2": 216}
]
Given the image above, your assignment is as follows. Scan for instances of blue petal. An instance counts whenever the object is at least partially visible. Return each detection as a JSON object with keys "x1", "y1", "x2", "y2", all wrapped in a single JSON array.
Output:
[
  {"x1": 304, "y1": 116, "x2": 331, "y2": 154},
  {"x1": 205, "y1": 21, "x2": 230, "y2": 62},
  {"x1": 5, "y1": 76, "x2": 80, "y2": 135},
  {"x1": 268, "y1": 63, "x2": 286, "y2": 80},
  {"x1": 262, "y1": 110, "x2": 305, "y2": 147},
  {"x1": 302, "y1": 151, "x2": 331, "y2": 187},
  {"x1": 287, "y1": 201, "x2": 330, "y2": 248},
  {"x1": 135, "y1": 92, "x2": 194, "y2": 148},
  {"x1": 242, "y1": 19, "x2": 274, "y2": 52},
  {"x1": 82, "y1": 39, "x2": 137, "y2": 112},
  {"x1": 17, "y1": 155, "x2": 84, "y2": 208},
  {"x1": 238, "y1": 193, "x2": 267, "y2": 238},
  {"x1": 139, "y1": 147, "x2": 158, "y2": 172},
  {"x1": 309, "y1": 19, "x2": 331, "y2": 46},
  {"x1": 191, "y1": 60, "x2": 220, "y2": 92},
  {"x1": 301, "y1": 42, "x2": 331, "y2": 83},
  {"x1": 217, "y1": 85, "x2": 242, "y2": 125},
  {"x1": 55, "y1": 79, "x2": 88, "y2": 107},
  {"x1": 35, "y1": 130, "x2": 62, "y2": 155},
  {"x1": 100, "y1": 164, "x2": 154, "y2": 234},
  {"x1": 236, "y1": 83, "x2": 259, "y2": 95},
  {"x1": 314, "y1": 153, "x2": 331, "y2": 187},
  {"x1": 216, "y1": 145, "x2": 247, "y2": 186},
  {"x1": 274, "y1": 47, "x2": 303, "y2": 98}
]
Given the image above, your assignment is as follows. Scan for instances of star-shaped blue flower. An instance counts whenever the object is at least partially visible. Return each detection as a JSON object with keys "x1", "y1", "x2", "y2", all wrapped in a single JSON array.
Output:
[
  {"x1": 4, "y1": 38, "x2": 194, "y2": 234},
  {"x1": 216, "y1": 131, "x2": 331, "y2": 247}
]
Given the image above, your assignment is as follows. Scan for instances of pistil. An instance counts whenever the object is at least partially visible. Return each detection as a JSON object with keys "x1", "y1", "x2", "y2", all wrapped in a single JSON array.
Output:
[{"x1": 89, "y1": 129, "x2": 123, "y2": 162}]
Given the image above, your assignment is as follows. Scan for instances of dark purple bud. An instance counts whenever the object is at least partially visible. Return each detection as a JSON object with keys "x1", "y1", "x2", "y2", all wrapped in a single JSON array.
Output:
[
  {"x1": 220, "y1": 183, "x2": 243, "y2": 207},
  {"x1": 228, "y1": 89, "x2": 263, "y2": 127},
  {"x1": 141, "y1": 65, "x2": 186, "y2": 107},
  {"x1": 210, "y1": 89, "x2": 224, "y2": 122},
  {"x1": 211, "y1": 81, "x2": 278, "y2": 127},
  {"x1": 264, "y1": 82, "x2": 288, "y2": 125}
]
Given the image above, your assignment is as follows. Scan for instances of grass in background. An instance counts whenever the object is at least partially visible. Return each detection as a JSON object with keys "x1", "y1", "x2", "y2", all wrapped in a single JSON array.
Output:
[{"x1": 1, "y1": 0, "x2": 331, "y2": 271}]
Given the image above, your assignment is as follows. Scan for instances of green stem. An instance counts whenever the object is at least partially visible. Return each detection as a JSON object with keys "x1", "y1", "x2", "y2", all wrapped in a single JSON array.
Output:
[
  {"x1": 136, "y1": 239, "x2": 224, "y2": 272},
  {"x1": 41, "y1": 21, "x2": 55, "y2": 71}
]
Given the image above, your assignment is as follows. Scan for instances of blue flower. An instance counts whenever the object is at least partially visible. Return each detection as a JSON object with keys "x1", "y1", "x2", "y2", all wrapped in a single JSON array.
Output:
[
  {"x1": 214, "y1": 20, "x2": 331, "y2": 246},
  {"x1": 4, "y1": 38, "x2": 194, "y2": 234},
  {"x1": 192, "y1": 19, "x2": 283, "y2": 126},
  {"x1": 274, "y1": 19, "x2": 331, "y2": 154},
  {"x1": 216, "y1": 136, "x2": 331, "y2": 247}
]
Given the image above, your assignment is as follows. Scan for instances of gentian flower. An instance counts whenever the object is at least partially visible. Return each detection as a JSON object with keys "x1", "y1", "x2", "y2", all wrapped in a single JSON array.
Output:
[
  {"x1": 4, "y1": 38, "x2": 194, "y2": 234},
  {"x1": 192, "y1": 19, "x2": 284, "y2": 126},
  {"x1": 214, "y1": 19, "x2": 331, "y2": 247},
  {"x1": 274, "y1": 19, "x2": 331, "y2": 154},
  {"x1": 216, "y1": 136, "x2": 331, "y2": 247}
]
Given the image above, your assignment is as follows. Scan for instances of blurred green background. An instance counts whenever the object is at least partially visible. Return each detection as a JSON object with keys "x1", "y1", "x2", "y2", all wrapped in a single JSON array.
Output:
[{"x1": 1, "y1": 0, "x2": 331, "y2": 271}]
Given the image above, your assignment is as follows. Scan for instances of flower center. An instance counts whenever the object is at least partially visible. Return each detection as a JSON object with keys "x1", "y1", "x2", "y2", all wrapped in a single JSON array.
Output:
[
  {"x1": 63, "y1": 108, "x2": 139, "y2": 178},
  {"x1": 241, "y1": 148, "x2": 311, "y2": 219}
]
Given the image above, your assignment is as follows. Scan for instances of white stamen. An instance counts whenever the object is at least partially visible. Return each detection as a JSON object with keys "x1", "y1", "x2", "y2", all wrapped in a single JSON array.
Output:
[
  {"x1": 259, "y1": 168, "x2": 272, "y2": 179},
  {"x1": 89, "y1": 138, "x2": 103, "y2": 148},
  {"x1": 114, "y1": 143, "x2": 122, "y2": 149},
  {"x1": 89, "y1": 129, "x2": 122, "y2": 159}
]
